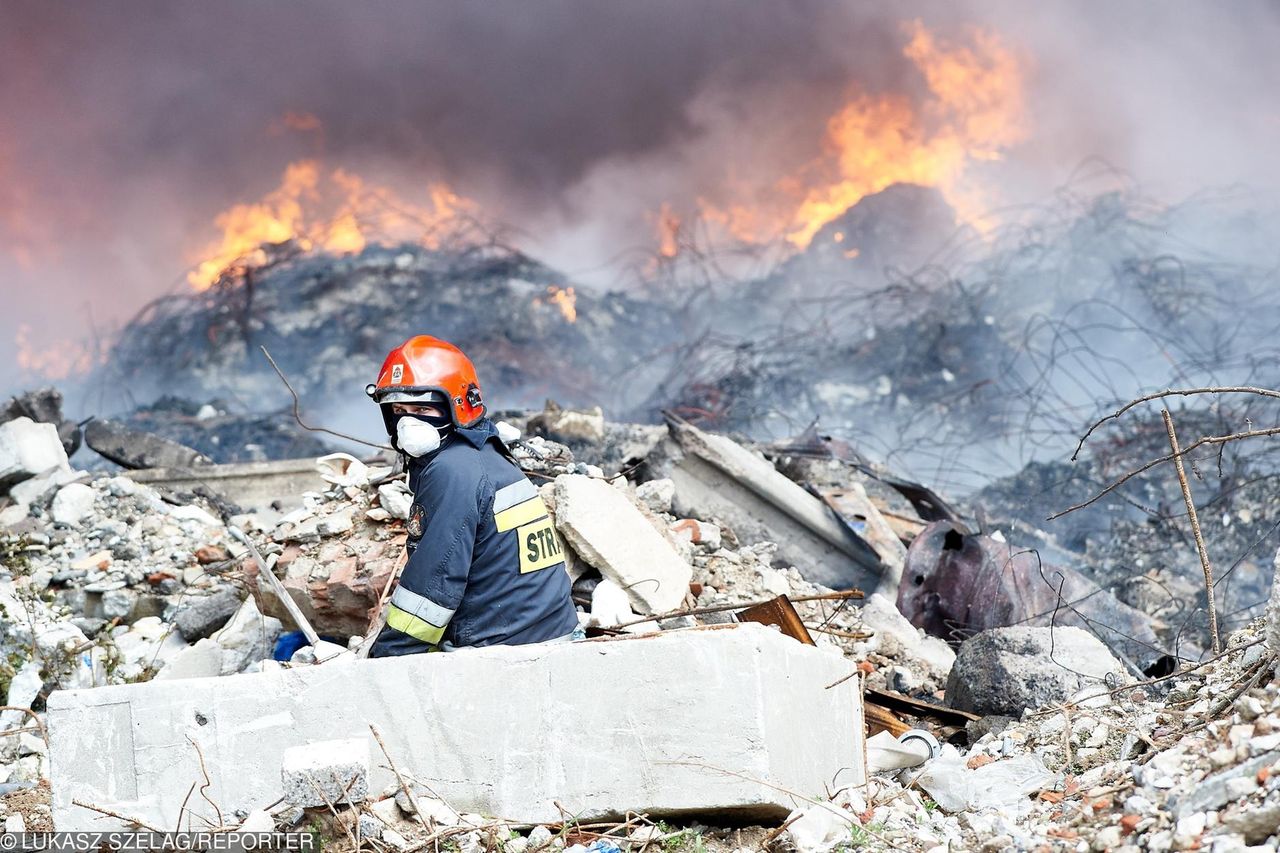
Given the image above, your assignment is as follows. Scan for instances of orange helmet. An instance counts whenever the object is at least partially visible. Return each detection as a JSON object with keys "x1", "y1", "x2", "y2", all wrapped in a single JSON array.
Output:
[{"x1": 366, "y1": 336, "x2": 486, "y2": 429}]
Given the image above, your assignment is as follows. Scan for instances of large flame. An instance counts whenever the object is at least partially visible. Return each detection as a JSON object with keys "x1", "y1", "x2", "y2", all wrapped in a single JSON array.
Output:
[
  {"x1": 187, "y1": 159, "x2": 480, "y2": 290},
  {"x1": 701, "y1": 19, "x2": 1026, "y2": 248}
]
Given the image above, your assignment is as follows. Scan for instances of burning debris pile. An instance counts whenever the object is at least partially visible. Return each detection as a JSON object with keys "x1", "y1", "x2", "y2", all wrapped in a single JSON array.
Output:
[
  {"x1": 655, "y1": 184, "x2": 1280, "y2": 478},
  {"x1": 97, "y1": 240, "x2": 681, "y2": 418}
]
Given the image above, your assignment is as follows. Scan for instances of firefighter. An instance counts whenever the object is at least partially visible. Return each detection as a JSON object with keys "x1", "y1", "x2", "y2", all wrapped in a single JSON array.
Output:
[{"x1": 365, "y1": 335, "x2": 579, "y2": 656}]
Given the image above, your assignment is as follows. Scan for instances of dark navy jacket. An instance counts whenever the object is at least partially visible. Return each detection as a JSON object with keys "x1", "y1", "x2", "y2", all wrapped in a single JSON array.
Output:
[{"x1": 369, "y1": 419, "x2": 579, "y2": 657}]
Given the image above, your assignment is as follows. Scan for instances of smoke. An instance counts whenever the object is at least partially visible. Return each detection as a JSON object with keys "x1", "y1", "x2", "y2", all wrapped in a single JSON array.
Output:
[{"x1": 3, "y1": 1, "x2": 1280, "y2": 400}]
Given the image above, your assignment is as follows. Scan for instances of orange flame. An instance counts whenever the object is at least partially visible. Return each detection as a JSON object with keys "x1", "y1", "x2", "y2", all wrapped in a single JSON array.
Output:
[
  {"x1": 703, "y1": 20, "x2": 1026, "y2": 247},
  {"x1": 655, "y1": 203, "x2": 682, "y2": 259},
  {"x1": 544, "y1": 285, "x2": 577, "y2": 323},
  {"x1": 188, "y1": 158, "x2": 481, "y2": 290}
]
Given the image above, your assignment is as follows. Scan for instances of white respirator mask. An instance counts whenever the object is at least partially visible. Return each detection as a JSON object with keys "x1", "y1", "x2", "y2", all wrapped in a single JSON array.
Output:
[{"x1": 396, "y1": 416, "x2": 443, "y2": 457}]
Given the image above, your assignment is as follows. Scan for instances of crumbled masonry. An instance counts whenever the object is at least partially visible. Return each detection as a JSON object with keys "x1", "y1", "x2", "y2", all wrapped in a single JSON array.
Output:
[{"x1": 0, "y1": 399, "x2": 1277, "y2": 850}]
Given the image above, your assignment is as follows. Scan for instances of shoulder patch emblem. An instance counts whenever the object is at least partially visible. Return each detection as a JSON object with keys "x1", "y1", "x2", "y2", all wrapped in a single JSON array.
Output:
[{"x1": 407, "y1": 503, "x2": 425, "y2": 539}]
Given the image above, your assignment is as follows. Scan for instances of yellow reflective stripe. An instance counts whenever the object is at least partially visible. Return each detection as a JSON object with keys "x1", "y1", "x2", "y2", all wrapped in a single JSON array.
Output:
[
  {"x1": 494, "y1": 496, "x2": 548, "y2": 531},
  {"x1": 386, "y1": 604, "x2": 447, "y2": 646}
]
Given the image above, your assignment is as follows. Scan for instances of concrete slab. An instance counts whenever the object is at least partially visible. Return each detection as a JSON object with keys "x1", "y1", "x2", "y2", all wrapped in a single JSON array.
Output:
[
  {"x1": 48, "y1": 624, "x2": 863, "y2": 830},
  {"x1": 554, "y1": 474, "x2": 692, "y2": 613},
  {"x1": 648, "y1": 421, "x2": 882, "y2": 591},
  {"x1": 125, "y1": 458, "x2": 330, "y2": 510}
]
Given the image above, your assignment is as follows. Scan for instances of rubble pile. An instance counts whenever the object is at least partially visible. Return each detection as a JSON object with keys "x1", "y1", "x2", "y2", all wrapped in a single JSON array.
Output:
[
  {"x1": 804, "y1": 619, "x2": 1280, "y2": 853},
  {"x1": 0, "y1": 390, "x2": 1278, "y2": 850}
]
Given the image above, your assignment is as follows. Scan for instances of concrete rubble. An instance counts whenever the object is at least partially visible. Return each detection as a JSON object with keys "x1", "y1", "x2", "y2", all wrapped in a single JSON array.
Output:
[
  {"x1": 280, "y1": 738, "x2": 370, "y2": 809},
  {"x1": 82, "y1": 417, "x2": 213, "y2": 471},
  {"x1": 0, "y1": 387, "x2": 81, "y2": 457},
  {"x1": 0, "y1": 417, "x2": 69, "y2": 493},
  {"x1": 0, "y1": 396, "x2": 1275, "y2": 851},
  {"x1": 945, "y1": 626, "x2": 1126, "y2": 717}
]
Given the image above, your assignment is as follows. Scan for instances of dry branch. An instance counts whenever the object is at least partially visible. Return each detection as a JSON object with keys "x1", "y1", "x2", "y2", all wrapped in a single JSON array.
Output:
[
  {"x1": 261, "y1": 345, "x2": 393, "y2": 451},
  {"x1": 1161, "y1": 409, "x2": 1220, "y2": 654},
  {"x1": 1071, "y1": 386, "x2": 1280, "y2": 460}
]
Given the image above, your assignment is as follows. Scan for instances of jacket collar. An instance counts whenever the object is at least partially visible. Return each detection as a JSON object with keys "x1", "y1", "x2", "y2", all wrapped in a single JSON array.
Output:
[{"x1": 454, "y1": 418, "x2": 498, "y2": 450}]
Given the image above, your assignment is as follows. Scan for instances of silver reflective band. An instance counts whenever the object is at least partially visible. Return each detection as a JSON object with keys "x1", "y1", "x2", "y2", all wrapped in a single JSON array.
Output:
[
  {"x1": 390, "y1": 585, "x2": 455, "y2": 627},
  {"x1": 381, "y1": 390, "x2": 445, "y2": 404},
  {"x1": 493, "y1": 478, "x2": 538, "y2": 513}
]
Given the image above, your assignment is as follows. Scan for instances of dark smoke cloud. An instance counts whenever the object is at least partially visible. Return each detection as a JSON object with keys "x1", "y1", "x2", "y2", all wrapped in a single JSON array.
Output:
[
  {"x1": 2, "y1": 1, "x2": 1280, "y2": 399},
  {"x1": 0, "y1": 1, "x2": 902, "y2": 215}
]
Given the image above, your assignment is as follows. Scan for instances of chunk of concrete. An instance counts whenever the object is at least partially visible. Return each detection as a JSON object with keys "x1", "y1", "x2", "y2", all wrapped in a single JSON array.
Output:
[
  {"x1": 0, "y1": 417, "x2": 70, "y2": 493},
  {"x1": 634, "y1": 479, "x2": 675, "y2": 515},
  {"x1": 646, "y1": 420, "x2": 882, "y2": 591},
  {"x1": 210, "y1": 597, "x2": 283, "y2": 675},
  {"x1": 377, "y1": 482, "x2": 412, "y2": 520},
  {"x1": 9, "y1": 466, "x2": 83, "y2": 509},
  {"x1": 84, "y1": 418, "x2": 212, "y2": 471},
  {"x1": 281, "y1": 738, "x2": 369, "y2": 808},
  {"x1": 48, "y1": 624, "x2": 864, "y2": 829},
  {"x1": 172, "y1": 588, "x2": 242, "y2": 641},
  {"x1": 945, "y1": 626, "x2": 1125, "y2": 717},
  {"x1": 859, "y1": 593, "x2": 954, "y2": 681},
  {"x1": 588, "y1": 578, "x2": 636, "y2": 628},
  {"x1": 1, "y1": 387, "x2": 65, "y2": 427},
  {"x1": 51, "y1": 483, "x2": 96, "y2": 527},
  {"x1": 1, "y1": 387, "x2": 79, "y2": 456},
  {"x1": 155, "y1": 638, "x2": 224, "y2": 681},
  {"x1": 554, "y1": 474, "x2": 691, "y2": 613},
  {"x1": 527, "y1": 401, "x2": 605, "y2": 445}
]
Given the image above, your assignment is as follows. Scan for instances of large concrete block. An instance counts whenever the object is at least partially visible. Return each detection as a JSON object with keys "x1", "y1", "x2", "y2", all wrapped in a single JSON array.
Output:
[
  {"x1": 48, "y1": 624, "x2": 863, "y2": 830},
  {"x1": 125, "y1": 458, "x2": 330, "y2": 510}
]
